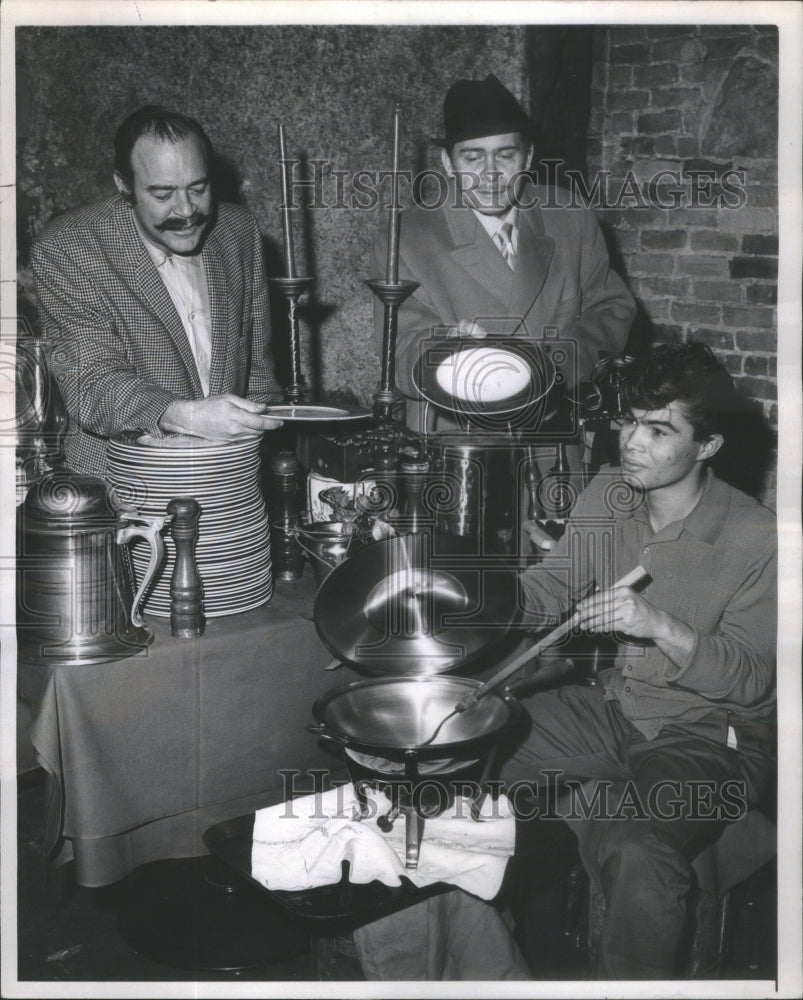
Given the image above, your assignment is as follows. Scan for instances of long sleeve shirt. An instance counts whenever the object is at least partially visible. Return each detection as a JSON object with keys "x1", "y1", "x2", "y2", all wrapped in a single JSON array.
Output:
[
  {"x1": 518, "y1": 468, "x2": 777, "y2": 739},
  {"x1": 138, "y1": 232, "x2": 213, "y2": 396}
]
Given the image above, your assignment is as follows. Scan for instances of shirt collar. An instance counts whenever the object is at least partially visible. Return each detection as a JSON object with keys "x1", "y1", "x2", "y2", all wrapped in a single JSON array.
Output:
[
  {"x1": 620, "y1": 466, "x2": 729, "y2": 545},
  {"x1": 132, "y1": 211, "x2": 202, "y2": 271},
  {"x1": 472, "y1": 205, "x2": 518, "y2": 240},
  {"x1": 676, "y1": 467, "x2": 731, "y2": 544}
]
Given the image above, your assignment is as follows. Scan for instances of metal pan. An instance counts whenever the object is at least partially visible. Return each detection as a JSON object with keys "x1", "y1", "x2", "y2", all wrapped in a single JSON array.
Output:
[{"x1": 309, "y1": 674, "x2": 520, "y2": 759}]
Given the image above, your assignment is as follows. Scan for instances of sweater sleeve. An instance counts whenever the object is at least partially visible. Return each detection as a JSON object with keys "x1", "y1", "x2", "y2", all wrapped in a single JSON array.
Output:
[
  {"x1": 517, "y1": 482, "x2": 602, "y2": 628},
  {"x1": 662, "y1": 525, "x2": 777, "y2": 709}
]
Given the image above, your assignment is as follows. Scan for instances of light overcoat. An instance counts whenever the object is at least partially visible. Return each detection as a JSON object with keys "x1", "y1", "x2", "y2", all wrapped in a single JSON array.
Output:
[{"x1": 371, "y1": 181, "x2": 636, "y2": 433}]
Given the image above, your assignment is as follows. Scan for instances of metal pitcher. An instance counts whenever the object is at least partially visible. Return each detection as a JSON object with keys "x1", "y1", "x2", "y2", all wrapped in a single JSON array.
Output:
[{"x1": 17, "y1": 471, "x2": 168, "y2": 665}]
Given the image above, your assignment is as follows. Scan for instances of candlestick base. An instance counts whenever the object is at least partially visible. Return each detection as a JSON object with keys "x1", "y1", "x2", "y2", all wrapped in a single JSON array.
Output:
[
  {"x1": 371, "y1": 388, "x2": 404, "y2": 426},
  {"x1": 269, "y1": 276, "x2": 315, "y2": 297},
  {"x1": 364, "y1": 278, "x2": 419, "y2": 307}
]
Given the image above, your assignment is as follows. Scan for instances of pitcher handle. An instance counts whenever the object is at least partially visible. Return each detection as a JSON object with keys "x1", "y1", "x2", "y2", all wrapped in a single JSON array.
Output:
[{"x1": 117, "y1": 513, "x2": 168, "y2": 627}]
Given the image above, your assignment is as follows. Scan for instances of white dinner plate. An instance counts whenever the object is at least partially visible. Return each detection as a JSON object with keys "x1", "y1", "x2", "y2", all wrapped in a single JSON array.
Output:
[{"x1": 262, "y1": 404, "x2": 371, "y2": 423}]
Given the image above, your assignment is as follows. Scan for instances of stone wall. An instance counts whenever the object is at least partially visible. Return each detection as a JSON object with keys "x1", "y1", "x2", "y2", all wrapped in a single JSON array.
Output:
[
  {"x1": 587, "y1": 24, "x2": 778, "y2": 501},
  {"x1": 16, "y1": 24, "x2": 528, "y2": 405}
]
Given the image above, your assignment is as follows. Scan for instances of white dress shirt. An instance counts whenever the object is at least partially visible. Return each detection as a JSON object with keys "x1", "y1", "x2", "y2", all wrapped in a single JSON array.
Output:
[
  {"x1": 137, "y1": 225, "x2": 213, "y2": 396},
  {"x1": 473, "y1": 206, "x2": 519, "y2": 262}
]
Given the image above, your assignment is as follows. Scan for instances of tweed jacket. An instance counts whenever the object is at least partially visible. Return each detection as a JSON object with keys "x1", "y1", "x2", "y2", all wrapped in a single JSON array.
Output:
[
  {"x1": 371, "y1": 180, "x2": 635, "y2": 432},
  {"x1": 31, "y1": 195, "x2": 283, "y2": 476}
]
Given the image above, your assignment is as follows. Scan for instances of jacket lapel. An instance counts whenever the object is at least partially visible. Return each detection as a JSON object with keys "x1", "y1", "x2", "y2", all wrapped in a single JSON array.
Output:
[
  {"x1": 509, "y1": 201, "x2": 555, "y2": 324},
  {"x1": 110, "y1": 199, "x2": 203, "y2": 395},
  {"x1": 201, "y1": 237, "x2": 229, "y2": 396},
  {"x1": 443, "y1": 193, "x2": 513, "y2": 308}
]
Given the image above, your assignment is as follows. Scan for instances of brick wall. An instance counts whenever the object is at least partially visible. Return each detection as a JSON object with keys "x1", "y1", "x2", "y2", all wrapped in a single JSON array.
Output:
[{"x1": 587, "y1": 24, "x2": 778, "y2": 504}]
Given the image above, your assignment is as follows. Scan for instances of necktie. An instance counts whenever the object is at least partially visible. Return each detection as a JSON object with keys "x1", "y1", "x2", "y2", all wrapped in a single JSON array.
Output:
[{"x1": 494, "y1": 221, "x2": 516, "y2": 270}]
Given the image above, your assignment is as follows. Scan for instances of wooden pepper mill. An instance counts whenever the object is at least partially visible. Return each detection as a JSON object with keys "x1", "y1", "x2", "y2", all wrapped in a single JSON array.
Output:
[
  {"x1": 267, "y1": 449, "x2": 304, "y2": 580},
  {"x1": 167, "y1": 497, "x2": 205, "y2": 638}
]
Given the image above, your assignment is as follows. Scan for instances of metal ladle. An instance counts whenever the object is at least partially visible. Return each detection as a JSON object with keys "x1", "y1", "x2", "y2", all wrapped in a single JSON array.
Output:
[{"x1": 419, "y1": 565, "x2": 649, "y2": 747}]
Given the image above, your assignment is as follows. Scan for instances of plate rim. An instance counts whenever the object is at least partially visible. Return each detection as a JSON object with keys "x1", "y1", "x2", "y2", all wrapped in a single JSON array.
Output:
[{"x1": 262, "y1": 404, "x2": 372, "y2": 423}]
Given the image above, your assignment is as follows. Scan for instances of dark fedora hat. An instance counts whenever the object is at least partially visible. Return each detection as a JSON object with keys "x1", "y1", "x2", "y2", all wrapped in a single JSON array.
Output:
[{"x1": 433, "y1": 73, "x2": 534, "y2": 147}]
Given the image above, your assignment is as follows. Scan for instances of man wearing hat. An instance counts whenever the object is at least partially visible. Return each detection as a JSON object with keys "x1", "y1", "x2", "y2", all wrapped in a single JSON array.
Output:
[{"x1": 371, "y1": 74, "x2": 635, "y2": 437}]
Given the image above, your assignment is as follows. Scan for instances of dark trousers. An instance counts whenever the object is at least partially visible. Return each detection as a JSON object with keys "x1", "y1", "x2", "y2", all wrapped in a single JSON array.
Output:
[{"x1": 498, "y1": 684, "x2": 773, "y2": 979}]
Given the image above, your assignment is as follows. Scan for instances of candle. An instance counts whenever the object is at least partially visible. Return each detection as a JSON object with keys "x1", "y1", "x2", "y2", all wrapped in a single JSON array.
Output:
[
  {"x1": 386, "y1": 105, "x2": 401, "y2": 284},
  {"x1": 279, "y1": 123, "x2": 296, "y2": 279}
]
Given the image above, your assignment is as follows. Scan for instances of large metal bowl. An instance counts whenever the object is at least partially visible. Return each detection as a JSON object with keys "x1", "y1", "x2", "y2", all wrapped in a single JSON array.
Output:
[
  {"x1": 310, "y1": 674, "x2": 520, "y2": 759},
  {"x1": 313, "y1": 532, "x2": 519, "y2": 675}
]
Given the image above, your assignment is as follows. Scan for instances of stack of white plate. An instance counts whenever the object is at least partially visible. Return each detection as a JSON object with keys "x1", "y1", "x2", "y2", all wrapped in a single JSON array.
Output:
[{"x1": 107, "y1": 434, "x2": 272, "y2": 618}]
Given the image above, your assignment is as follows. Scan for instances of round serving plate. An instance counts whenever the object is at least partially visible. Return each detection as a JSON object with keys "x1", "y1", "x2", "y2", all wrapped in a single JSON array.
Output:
[
  {"x1": 262, "y1": 404, "x2": 371, "y2": 423},
  {"x1": 139, "y1": 577, "x2": 273, "y2": 618},
  {"x1": 111, "y1": 435, "x2": 262, "y2": 461},
  {"x1": 185, "y1": 560, "x2": 270, "y2": 584},
  {"x1": 141, "y1": 587, "x2": 273, "y2": 618},
  {"x1": 110, "y1": 469, "x2": 260, "y2": 491},
  {"x1": 115, "y1": 441, "x2": 260, "y2": 459},
  {"x1": 184, "y1": 536, "x2": 270, "y2": 565},
  {"x1": 116, "y1": 490, "x2": 265, "y2": 515},
  {"x1": 134, "y1": 552, "x2": 270, "y2": 584},
  {"x1": 203, "y1": 592, "x2": 274, "y2": 618},
  {"x1": 129, "y1": 516, "x2": 269, "y2": 550},
  {"x1": 139, "y1": 568, "x2": 272, "y2": 599},
  {"x1": 134, "y1": 433, "x2": 264, "y2": 453},
  {"x1": 122, "y1": 491, "x2": 265, "y2": 519}
]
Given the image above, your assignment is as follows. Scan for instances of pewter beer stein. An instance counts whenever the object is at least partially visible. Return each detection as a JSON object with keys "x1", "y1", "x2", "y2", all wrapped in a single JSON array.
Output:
[{"x1": 17, "y1": 471, "x2": 167, "y2": 665}]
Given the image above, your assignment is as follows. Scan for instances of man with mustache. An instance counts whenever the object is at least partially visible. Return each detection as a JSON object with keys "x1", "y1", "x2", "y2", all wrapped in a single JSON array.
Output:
[
  {"x1": 372, "y1": 74, "x2": 636, "y2": 437},
  {"x1": 31, "y1": 105, "x2": 284, "y2": 477}
]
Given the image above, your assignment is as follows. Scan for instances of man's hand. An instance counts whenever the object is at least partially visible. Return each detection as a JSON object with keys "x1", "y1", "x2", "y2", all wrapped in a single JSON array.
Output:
[
  {"x1": 447, "y1": 319, "x2": 488, "y2": 339},
  {"x1": 575, "y1": 586, "x2": 664, "y2": 639},
  {"x1": 575, "y1": 586, "x2": 696, "y2": 668},
  {"x1": 159, "y1": 394, "x2": 283, "y2": 440}
]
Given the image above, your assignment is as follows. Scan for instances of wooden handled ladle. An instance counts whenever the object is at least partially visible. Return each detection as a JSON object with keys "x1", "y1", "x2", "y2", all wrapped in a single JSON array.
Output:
[{"x1": 418, "y1": 565, "x2": 649, "y2": 747}]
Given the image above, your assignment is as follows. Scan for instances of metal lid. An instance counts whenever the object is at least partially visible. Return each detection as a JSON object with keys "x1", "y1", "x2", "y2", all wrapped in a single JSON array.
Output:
[
  {"x1": 22, "y1": 471, "x2": 116, "y2": 526},
  {"x1": 313, "y1": 532, "x2": 518, "y2": 676}
]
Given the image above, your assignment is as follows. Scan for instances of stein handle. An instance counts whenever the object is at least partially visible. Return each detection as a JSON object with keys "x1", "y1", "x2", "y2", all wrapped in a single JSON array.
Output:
[{"x1": 117, "y1": 513, "x2": 168, "y2": 627}]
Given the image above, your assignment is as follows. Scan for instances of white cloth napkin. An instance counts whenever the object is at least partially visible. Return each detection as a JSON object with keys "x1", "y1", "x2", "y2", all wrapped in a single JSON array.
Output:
[{"x1": 250, "y1": 784, "x2": 515, "y2": 901}]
